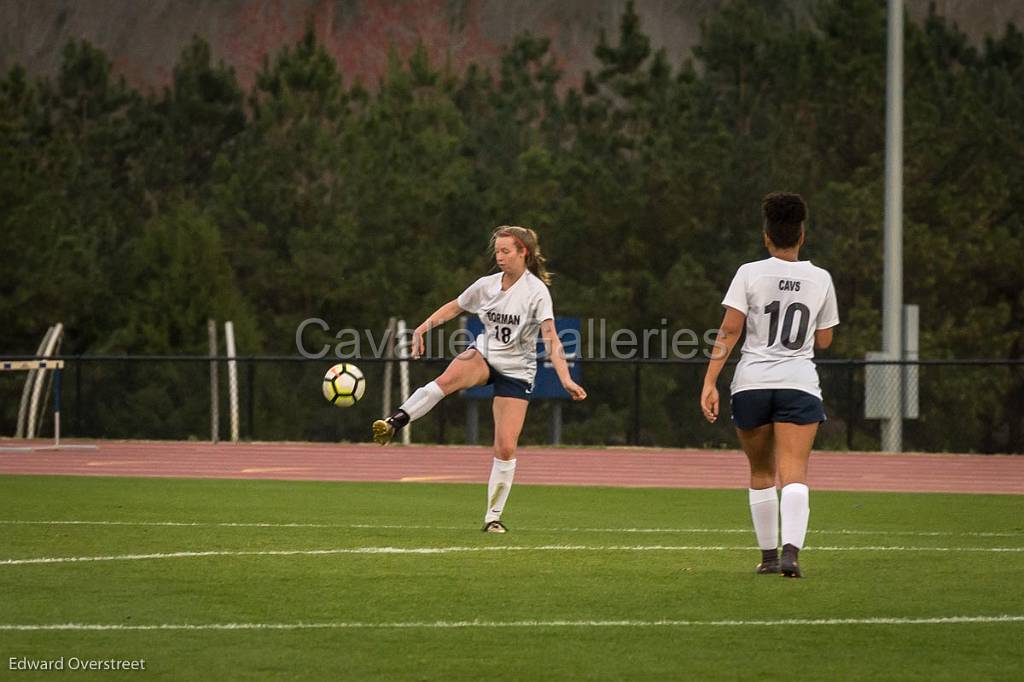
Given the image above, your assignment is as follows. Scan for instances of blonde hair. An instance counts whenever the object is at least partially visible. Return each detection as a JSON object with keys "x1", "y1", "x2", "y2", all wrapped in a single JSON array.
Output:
[{"x1": 489, "y1": 225, "x2": 551, "y2": 285}]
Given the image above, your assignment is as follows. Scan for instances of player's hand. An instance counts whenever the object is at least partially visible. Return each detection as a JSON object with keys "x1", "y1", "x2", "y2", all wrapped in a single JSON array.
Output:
[
  {"x1": 563, "y1": 381, "x2": 587, "y2": 401},
  {"x1": 700, "y1": 384, "x2": 719, "y2": 423},
  {"x1": 410, "y1": 326, "x2": 427, "y2": 359}
]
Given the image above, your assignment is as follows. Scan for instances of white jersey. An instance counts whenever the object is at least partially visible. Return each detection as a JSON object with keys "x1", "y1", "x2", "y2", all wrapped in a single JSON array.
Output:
[
  {"x1": 722, "y1": 257, "x2": 839, "y2": 399},
  {"x1": 457, "y1": 270, "x2": 554, "y2": 384}
]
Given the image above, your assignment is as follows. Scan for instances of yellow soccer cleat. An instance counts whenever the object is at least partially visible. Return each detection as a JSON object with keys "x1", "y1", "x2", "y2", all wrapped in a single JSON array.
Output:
[{"x1": 371, "y1": 418, "x2": 395, "y2": 446}]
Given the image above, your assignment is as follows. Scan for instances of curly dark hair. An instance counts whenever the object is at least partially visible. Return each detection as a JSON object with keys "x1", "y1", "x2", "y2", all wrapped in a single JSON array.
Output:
[{"x1": 762, "y1": 192, "x2": 807, "y2": 249}]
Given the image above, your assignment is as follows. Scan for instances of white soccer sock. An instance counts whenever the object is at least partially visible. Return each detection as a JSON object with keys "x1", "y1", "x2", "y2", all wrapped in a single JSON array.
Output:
[
  {"x1": 748, "y1": 486, "x2": 779, "y2": 551},
  {"x1": 484, "y1": 458, "x2": 517, "y2": 523},
  {"x1": 780, "y1": 483, "x2": 810, "y2": 549},
  {"x1": 398, "y1": 381, "x2": 445, "y2": 423}
]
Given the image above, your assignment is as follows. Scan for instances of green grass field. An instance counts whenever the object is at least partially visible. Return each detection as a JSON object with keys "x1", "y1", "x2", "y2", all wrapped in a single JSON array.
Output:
[{"x1": 1, "y1": 475, "x2": 1022, "y2": 680}]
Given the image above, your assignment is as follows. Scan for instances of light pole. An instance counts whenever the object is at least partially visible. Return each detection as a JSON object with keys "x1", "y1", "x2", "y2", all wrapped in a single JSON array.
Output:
[{"x1": 882, "y1": 0, "x2": 904, "y2": 452}]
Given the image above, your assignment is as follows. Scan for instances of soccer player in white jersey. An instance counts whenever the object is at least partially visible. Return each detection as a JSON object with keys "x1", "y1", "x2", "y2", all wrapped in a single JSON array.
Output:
[
  {"x1": 372, "y1": 226, "x2": 587, "y2": 532},
  {"x1": 701, "y1": 193, "x2": 839, "y2": 577}
]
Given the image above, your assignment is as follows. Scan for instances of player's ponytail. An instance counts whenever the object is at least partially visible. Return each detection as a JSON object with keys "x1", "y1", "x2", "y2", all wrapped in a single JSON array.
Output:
[{"x1": 490, "y1": 225, "x2": 552, "y2": 285}]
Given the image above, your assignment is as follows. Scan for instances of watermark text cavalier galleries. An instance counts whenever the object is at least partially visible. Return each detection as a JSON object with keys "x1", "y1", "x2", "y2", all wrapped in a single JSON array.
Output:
[
  {"x1": 296, "y1": 318, "x2": 722, "y2": 361},
  {"x1": 9, "y1": 656, "x2": 146, "y2": 672}
]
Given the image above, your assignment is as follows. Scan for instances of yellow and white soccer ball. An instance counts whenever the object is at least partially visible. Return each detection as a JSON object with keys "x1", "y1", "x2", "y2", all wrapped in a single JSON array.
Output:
[{"x1": 322, "y1": 363, "x2": 365, "y2": 407}]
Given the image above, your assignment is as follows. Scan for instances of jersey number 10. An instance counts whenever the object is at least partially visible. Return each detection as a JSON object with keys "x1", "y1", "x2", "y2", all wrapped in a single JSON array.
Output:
[{"x1": 765, "y1": 300, "x2": 810, "y2": 350}]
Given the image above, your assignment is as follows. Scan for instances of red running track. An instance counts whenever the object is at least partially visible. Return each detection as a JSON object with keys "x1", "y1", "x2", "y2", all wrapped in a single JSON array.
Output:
[{"x1": 0, "y1": 440, "x2": 1022, "y2": 494}]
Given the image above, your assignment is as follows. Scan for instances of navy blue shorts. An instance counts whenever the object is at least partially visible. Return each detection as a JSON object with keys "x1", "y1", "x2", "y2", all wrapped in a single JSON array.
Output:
[
  {"x1": 468, "y1": 346, "x2": 534, "y2": 401},
  {"x1": 730, "y1": 389, "x2": 826, "y2": 430},
  {"x1": 486, "y1": 362, "x2": 533, "y2": 400}
]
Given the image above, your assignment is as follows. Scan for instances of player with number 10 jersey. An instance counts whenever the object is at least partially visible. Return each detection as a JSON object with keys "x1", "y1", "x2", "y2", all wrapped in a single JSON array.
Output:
[
  {"x1": 701, "y1": 192, "x2": 839, "y2": 579},
  {"x1": 723, "y1": 254, "x2": 838, "y2": 399}
]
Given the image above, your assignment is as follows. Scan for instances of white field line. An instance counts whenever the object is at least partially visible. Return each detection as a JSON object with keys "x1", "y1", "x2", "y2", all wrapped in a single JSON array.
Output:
[
  {"x1": 0, "y1": 615, "x2": 1022, "y2": 631},
  {"x1": 1, "y1": 519, "x2": 1021, "y2": 539},
  {"x1": 2, "y1": 544, "x2": 1024, "y2": 566}
]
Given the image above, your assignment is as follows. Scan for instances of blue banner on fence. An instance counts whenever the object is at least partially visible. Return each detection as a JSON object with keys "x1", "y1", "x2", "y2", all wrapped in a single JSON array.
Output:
[{"x1": 463, "y1": 317, "x2": 581, "y2": 400}]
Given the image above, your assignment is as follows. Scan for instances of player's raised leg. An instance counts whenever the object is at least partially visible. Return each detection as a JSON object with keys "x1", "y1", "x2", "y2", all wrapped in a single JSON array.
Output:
[
  {"x1": 774, "y1": 421, "x2": 817, "y2": 578},
  {"x1": 737, "y1": 423, "x2": 779, "y2": 573},
  {"x1": 482, "y1": 396, "x2": 529, "y2": 532},
  {"x1": 372, "y1": 349, "x2": 489, "y2": 445}
]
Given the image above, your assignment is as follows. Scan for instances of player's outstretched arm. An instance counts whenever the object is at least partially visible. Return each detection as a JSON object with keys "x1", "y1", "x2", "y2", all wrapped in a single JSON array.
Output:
[
  {"x1": 701, "y1": 307, "x2": 745, "y2": 423},
  {"x1": 540, "y1": 319, "x2": 586, "y2": 401},
  {"x1": 412, "y1": 299, "x2": 464, "y2": 358}
]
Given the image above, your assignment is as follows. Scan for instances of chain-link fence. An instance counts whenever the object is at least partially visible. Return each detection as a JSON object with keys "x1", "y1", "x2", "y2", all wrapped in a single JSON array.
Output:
[{"x1": 2, "y1": 357, "x2": 1022, "y2": 453}]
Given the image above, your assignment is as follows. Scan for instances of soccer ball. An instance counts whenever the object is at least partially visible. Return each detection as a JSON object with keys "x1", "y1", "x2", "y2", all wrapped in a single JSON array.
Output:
[{"x1": 322, "y1": 363, "x2": 365, "y2": 407}]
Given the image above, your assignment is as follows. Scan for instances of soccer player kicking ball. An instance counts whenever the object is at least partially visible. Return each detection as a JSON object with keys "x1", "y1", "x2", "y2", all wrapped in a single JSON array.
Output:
[
  {"x1": 373, "y1": 225, "x2": 586, "y2": 532},
  {"x1": 701, "y1": 193, "x2": 839, "y2": 577}
]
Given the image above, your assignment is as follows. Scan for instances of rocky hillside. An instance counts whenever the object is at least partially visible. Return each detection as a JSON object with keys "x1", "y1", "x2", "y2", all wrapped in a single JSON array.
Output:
[{"x1": 2, "y1": 0, "x2": 1022, "y2": 91}]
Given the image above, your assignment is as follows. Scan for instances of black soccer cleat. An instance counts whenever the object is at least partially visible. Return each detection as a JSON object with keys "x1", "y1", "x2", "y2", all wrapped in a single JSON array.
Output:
[
  {"x1": 756, "y1": 548, "x2": 780, "y2": 574},
  {"x1": 780, "y1": 543, "x2": 802, "y2": 578},
  {"x1": 371, "y1": 410, "x2": 410, "y2": 446},
  {"x1": 482, "y1": 520, "x2": 508, "y2": 534}
]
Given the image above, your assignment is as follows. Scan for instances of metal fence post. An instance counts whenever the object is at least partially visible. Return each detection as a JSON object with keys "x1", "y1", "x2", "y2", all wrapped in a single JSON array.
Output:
[
  {"x1": 437, "y1": 397, "x2": 445, "y2": 444},
  {"x1": 552, "y1": 402, "x2": 563, "y2": 445},
  {"x1": 247, "y1": 361, "x2": 255, "y2": 441},
  {"x1": 208, "y1": 319, "x2": 219, "y2": 444},
  {"x1": 846, "y1": 361, "x2": 855, "y2": 450},
  {"x1": 224, "y1": 321, "x2": 240, "y2": 443},
  {"x1": 397, "y1": 320, "x2": 411, "y2": 445},
  {"x1": 631, "y1": 362, "x2": 641, "y2": 445},
  {"x1": 382, "y1": 317, "x2": 396, "y2": 418},
  {"x1": 74, "y1": 359, "x2": 82, "y2": 437},
  {"x1": 466, "y1": 399, "x2": 479, "y2": 444}
]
